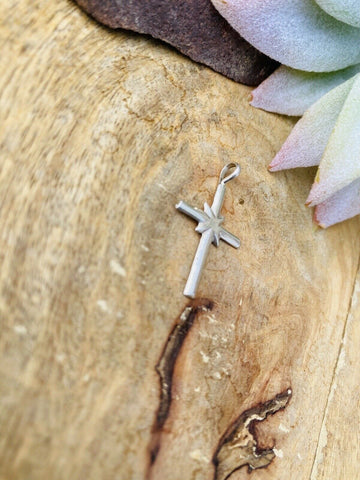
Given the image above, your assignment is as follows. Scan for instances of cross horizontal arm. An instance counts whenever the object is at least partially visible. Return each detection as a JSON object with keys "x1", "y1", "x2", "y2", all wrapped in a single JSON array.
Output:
[
  {"x1": 175, "y1": 201, "x2": 207, "y2": 223},
  {"x1": 219, "y1": 228, "x2": 241, "y2": 248}
]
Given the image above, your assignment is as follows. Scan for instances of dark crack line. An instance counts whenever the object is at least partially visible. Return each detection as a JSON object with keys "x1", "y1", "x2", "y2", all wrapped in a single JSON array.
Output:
[{"x1": 148, "y1": 298, "x2": 213, "y2": 469}]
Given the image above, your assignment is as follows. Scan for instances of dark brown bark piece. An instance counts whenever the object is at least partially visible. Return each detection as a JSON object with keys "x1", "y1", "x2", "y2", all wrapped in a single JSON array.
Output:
[{"x1": 74, "y1": 0, "x2": 278, "y2": 85}]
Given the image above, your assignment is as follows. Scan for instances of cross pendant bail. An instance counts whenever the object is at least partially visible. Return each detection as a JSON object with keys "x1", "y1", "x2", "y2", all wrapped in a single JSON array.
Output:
[{"x1": 176, "y1": 163, "x2": 241, "y2": 298}]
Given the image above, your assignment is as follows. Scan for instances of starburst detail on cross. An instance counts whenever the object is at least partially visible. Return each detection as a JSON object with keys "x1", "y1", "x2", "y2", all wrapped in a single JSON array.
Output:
[{"x1": 195, "y1": 202, "x2": 224, "y2": 247}]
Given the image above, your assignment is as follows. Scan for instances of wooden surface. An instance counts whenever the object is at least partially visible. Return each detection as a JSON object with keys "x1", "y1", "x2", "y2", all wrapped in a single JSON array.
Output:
[{"x1": 1, "y1": 1, "x2": 360, "y2": 479}]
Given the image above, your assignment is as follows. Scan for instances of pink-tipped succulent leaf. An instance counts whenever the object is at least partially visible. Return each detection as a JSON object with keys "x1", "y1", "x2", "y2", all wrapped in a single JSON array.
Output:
[
  {"x1": 314, "y1": 179, "x2": 360, "y2": 228},
  {"x1": 269, "y1": 76, "x2": 356, "y2": 171},
  {"x1": 306, "y1": 74, "x2": 360, "y2": 207}
]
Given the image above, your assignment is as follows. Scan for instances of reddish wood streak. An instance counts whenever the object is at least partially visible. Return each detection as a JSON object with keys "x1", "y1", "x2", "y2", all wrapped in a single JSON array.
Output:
[{"x1": 148, "y1": 299, "x2": 213, "y2": 470}]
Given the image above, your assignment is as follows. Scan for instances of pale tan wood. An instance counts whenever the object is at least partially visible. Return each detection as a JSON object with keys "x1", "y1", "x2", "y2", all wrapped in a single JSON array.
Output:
[
  {"x1": 310, "y1": 270, "x2": 360, "y2": 480},
  {"x1": 0, "y1": 1, "x2": 360, "y2": 479}
]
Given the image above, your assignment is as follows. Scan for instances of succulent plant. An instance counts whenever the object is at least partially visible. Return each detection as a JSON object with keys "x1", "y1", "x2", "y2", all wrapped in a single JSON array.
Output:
[{"x1": 211, "y1": 0, "x2": 360, "y2": 227}]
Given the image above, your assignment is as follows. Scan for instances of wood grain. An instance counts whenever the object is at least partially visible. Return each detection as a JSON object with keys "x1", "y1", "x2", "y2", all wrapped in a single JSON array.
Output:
[
  {"x1": 1, "y1": 1, "x2": 360, "y2": 479},
  {"x1": 310, "y1": 270, "x2": 360, "y2": 480}
]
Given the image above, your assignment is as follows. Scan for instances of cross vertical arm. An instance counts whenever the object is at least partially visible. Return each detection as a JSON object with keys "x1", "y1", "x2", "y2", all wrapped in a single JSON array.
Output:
[{"x1": 183, "y1": 229, "x2": 213, "y2": 298}]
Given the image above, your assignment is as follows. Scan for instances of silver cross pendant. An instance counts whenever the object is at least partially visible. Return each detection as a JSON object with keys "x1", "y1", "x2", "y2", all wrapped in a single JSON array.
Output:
[{"x1": 176, "y1": 163, "x2": 241, "y2": 298}]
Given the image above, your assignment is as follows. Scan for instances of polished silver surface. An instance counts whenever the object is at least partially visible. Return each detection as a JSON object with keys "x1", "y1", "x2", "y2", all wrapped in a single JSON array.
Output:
[{"x1": 176, "y1": 163, "x2": 241, "y2": 298}]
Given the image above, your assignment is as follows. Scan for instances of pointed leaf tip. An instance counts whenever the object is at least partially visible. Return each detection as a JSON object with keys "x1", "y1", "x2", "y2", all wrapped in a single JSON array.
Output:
[
  {"x1": 305, "y1": 74, "x2": 360, "y2": 206},
  {"x1": 268, "y1": 77, "x2": 355, "y2": 173},
  {"x1": 313, "y1": 179, "x2": 360, "y2": 228},
  {"x1": 250, "y1": 64, "x2": 360, "y2": 116}
]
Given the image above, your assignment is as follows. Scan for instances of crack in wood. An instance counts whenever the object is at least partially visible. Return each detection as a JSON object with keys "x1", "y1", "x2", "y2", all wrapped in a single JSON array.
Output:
[
  {"x1": 213, "y1": 388, "x2": 292, "y2": 480},
  {"x1": 149, "y1": 299, "x2": 213, "y2": 467},
  {"x1": 148, "y1": 300, "x2": 291, "y2": 479}
]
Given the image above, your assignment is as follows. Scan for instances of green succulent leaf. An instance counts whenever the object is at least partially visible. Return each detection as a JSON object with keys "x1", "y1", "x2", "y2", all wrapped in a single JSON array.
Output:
[
  {"x1": 211, "y1": 0, "x2": 360, "y2": 72},
  {"x1": 314, "y1": 0, "x2": 360, "y2": 28},
  {"x1": 251, "y1": 64, "x2": 360, "y2": 116}
]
